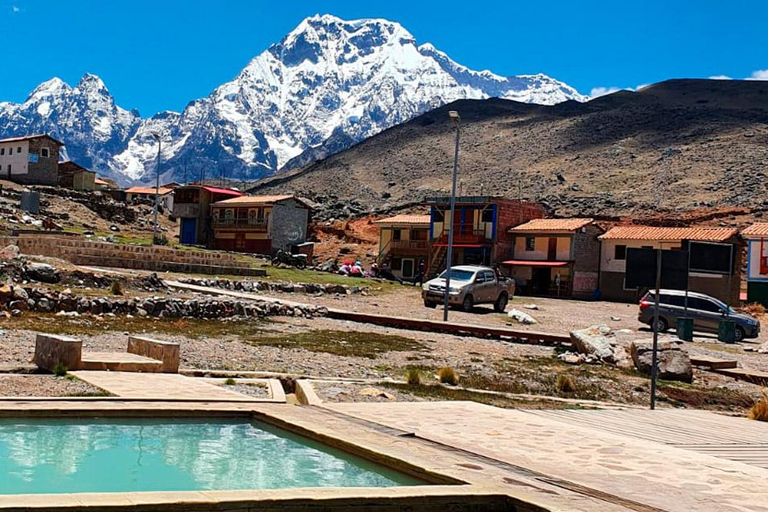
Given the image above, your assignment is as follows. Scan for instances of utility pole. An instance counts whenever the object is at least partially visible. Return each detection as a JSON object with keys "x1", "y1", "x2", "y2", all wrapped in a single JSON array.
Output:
[
  {"x1": 443, "y1": 111, "x2": 461, "y2": 322},
  {"x1": 151, "y1": 133, "x2": 161, "y2": 245}
]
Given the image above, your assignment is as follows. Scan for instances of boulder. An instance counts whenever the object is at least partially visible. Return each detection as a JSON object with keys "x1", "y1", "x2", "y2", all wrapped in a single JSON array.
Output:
[
  {"x1": 507, "y1": 309, "x2": 538, "y2": 324},
  {"x1": 570, "y1": 325, "x2": 616, "y2": 362},
  {"x1": 24, "y1": 263, "x2": 60, "y2": 284},
  {"x1": 630, "y1": 338, "x2": 693, "y2": 383},
  {"x1": 0, "y1": 284, "x2": 12, "y2": 301},
  {"x1": 0, "y1": 245, "x2": 20, "y2": 261}
]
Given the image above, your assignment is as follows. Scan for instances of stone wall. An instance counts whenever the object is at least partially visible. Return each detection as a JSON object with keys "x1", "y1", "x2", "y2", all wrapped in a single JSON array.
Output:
[
  {"x1": 14, "y1": 138, "x2": 60, "y2": 186},
  {"x1": 34, "y1": 334, "x2": 82, "y2": 372},
  {"x1": 128, "y1": 336, "x2": 180, "y2": 373},
  {"x1": 0, "y1": 235, "x2": 266, "y2": 277}
]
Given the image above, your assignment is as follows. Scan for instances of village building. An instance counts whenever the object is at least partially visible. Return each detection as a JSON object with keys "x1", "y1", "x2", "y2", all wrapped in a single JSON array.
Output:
[
  {"x1": 504, "y1": 218, "x2": 603, "y2": 297},
  {"x1": 598, "y1": 226, "x2": 741, "y2": 303},
  {"x1": 740, "y1": 223, "x2": 768, "y2": 306},
  {"x1": 425, "y1": 196, "x2": 545, "y2": 276},
  {"x1": 0, "y1": 134, "x2": 63, "y2": 186},
  {"x1": 125, "y1": 186, "x2": 174, "y2": 210},
  {"x1": 94, "y1": 177, "x2": 118, "y2": 190},
  {"x1": 172, "y1": 185, "x2": 243, "y2": 246},
  {"x1": 374, "y1": 214, "x2": 431, "y2": 279},
  {"x1": 57, "y1": 161, "x2": 96, "y2": 191},
  {"x1": 209, "y1": 195, "x2": 311, "y2": 255}
]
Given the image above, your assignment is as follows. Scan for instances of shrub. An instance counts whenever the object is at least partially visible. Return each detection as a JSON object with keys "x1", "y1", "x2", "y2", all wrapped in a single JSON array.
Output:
[
  {"x1": 749, "y1": 389, "x2": 768, "y2": 422},
  {"x1": 555, "y1": 374, "x2": 577, "y2": 393},
  {"x1": 438, "y1": 367, "x2": 459, "y2": 386},
  {"x1": 53, "y1": 363, "x2": 68, "y2": 377},
  {"x1": 406, "y1": 368, "x2": 421, "y2": 386},
  {"x1": 110, "y1": 280, "x2": 124, "y2": 296},
  {"x1": 224, "y1": 378, "x2": 237, "y2": 386}
]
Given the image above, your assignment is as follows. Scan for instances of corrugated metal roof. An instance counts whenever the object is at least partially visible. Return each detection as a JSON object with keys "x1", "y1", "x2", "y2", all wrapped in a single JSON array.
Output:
[
  {"x1": 374, "y1": 214, "x2": 431, "y2": 225},
  {"x1": 599, "y1": 226, "x2": 738, "y2": 242},
  {"x1": 0, "y1": 134, "x2": 64, "y2": 145},
  {"x1": 510, "y1": 218, "x2": 594, "y2": 232},
  {"x1": 125, "y1": 186, "x2": 173, "y2": 195},
  {"x1": 741, "y1": 223, "x2": 768, "y2": 237}
]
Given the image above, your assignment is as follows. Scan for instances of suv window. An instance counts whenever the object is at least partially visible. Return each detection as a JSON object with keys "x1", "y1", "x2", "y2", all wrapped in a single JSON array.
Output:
[
  {"x1": 482, "y1": 271, "x2": 495, "y2": 282},
  {"x1": 690, "y1": 297, "x2": 722, "y2": 313},
  {"x1": 475, "y1": 272, "x2": 486, "y2": 283},
  {"x1": 659, "y1": 294, "x2": 686, "y2": 307}
]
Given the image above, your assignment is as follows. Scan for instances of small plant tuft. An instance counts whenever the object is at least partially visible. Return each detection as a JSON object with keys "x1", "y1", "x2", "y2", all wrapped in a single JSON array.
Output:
[
  {"x1": 749, "y1": 389, "x2": 768, "y2": 422},
  {"x1": 406, "y1": 368, "x2": 421, "y2": 386},
  {"x1": 438, "y1": 367, "x2": 459, "y2": 386},
  {"x1": 52, "y1": 363, "x2": 68, "y2": 377},
  {"x1": 555, "y1": 374, "x2": 577, "y2": 393},
  {"x1": 110, "y1": 280, "x2": 125, "y2": 296},
  {"x1": 224, "y1": 378, "x2": 237, "y2": 386}
]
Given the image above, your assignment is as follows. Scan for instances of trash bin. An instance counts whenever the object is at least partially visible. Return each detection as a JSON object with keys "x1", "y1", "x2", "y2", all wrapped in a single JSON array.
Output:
[
  {"x1": 718, "y1": 320, "x2": 736, "y2": 343},
  {"x1": 676, "y1": 317, "x2": 694, "y2": 341}
]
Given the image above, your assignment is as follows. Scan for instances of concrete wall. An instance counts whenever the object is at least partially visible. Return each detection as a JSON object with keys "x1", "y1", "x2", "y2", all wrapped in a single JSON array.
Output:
[
  {"x1": 0, "y1": 140, "x2": 30, "y2": 180},
  {"x1": 271, "y1": 199, "x2": 309, "y2": 253},
  {"x1": 5, "y1": 138, "x2": 61, "y2": 186},
  {"x1": 513, "y1": 235, "x2": 571, "y2": 261}
]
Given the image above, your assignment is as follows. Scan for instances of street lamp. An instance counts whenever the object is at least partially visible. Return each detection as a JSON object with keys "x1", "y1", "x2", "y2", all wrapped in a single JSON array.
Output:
[
  {"x1": 151, "y1": 132, "x2": 161, "y2": 245},
  {"x1": 443, "y1": 110, "x2": 461, "y2": 322}
]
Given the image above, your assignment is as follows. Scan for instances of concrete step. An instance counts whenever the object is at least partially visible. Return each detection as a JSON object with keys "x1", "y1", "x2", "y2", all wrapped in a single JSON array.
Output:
[{"x1": 80, "y1": 351, "x2": 164, "y2": 372}]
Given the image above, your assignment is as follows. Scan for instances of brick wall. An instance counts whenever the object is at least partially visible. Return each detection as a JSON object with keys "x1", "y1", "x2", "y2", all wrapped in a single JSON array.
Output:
[{"x1": 493, "y1": 199, "x2": 546, "y2": 262}]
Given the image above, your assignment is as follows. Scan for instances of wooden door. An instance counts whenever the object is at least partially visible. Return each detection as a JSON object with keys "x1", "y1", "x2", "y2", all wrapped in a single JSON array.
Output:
[{"x1": 547, "y1": 238, "x2": 557, "y2": 260}]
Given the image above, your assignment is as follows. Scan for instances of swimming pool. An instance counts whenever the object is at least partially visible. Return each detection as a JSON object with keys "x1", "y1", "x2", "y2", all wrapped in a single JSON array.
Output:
[{"x1": 0, "y1": 418, "x2": 423, "y2": 494}]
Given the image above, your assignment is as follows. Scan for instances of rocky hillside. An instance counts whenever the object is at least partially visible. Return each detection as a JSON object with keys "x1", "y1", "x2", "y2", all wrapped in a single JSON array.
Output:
[{"x1": 251, "y1": 79, "x2": 768, "y2": 220}]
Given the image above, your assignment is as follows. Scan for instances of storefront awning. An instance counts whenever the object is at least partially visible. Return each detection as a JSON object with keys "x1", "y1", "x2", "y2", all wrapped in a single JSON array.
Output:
[
  {"x1": 433, "y1": 244, "x2": 486, "y2": 248},
  {"x1": 501, "y1": 260, "x2": 570, "y2": 267}
]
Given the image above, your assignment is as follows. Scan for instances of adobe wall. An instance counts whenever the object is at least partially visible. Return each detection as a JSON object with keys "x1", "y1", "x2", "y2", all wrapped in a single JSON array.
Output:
[{"x1": 0, "y1": 235, "x2": 266, "y2": 277}]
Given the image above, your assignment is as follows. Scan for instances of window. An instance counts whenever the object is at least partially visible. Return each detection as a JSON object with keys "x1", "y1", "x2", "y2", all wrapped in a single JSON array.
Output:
[
  {"x1": 525, "y1": 236, "x2": 535, "y2": 251},
  {"x1": 690, "y1": 298, "x2": 723, "y2": 313},
  {"x1": 0, "y1": 148, "x2": 4, "y2": 155},
  {"x1": 481, "y1": 208, "x2": 494, "y2": 223},
  {"x1": 475, "y1": 273, "x2": 486, "y2": 283},
  {"x1": 40, "y1": 148, "x2": 50, "y2": 158},
  {"x1": 8, "y1": 148, "x2": 12, "y2": 155},
  {"x1": 614, "y1": 245, "x2": 627, "y2": 260},
  {"x1": 17, "y1": 146, "x2": 21, "y2": 153},
  {"x1": 391, "y1": 258, "x2": 402, "y2": 271},
  {"x1": 411, "y1": 229, "x2": 428, "y2": 241},
  {"x1": 392, "y1": 229, "x2": 402, "y2": 241},
  {"x1": 483, "y1": 271, "x2": 496, "y2": 282}
]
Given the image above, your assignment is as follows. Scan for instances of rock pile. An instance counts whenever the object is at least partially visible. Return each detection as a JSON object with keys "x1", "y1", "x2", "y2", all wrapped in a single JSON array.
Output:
[
  {"x1": 568, "y1": 324, "x2": 630, "y2": 366},
  {"x1": 178, "y1": 278, "x2": 368, "y2": 296},
  {"x1": 630, "y1": 337, "x2": 693, "y2": 383},
  {"x1": 0, "y1": 285, "x2": 327, "y2": 320},
  {"x1": 31, "y1": 186, "x2": 138, "y2": 224}
]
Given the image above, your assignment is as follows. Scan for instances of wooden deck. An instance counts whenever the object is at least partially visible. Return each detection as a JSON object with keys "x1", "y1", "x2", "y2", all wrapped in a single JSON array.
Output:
[{"x1": 526, "y1": 408, "x2": 768, "y2": 469}]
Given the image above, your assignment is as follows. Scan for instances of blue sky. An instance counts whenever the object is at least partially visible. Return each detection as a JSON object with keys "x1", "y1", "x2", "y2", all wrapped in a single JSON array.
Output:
[{"x1": 1, "y1": 0, "x2": 766, "y2": 116}]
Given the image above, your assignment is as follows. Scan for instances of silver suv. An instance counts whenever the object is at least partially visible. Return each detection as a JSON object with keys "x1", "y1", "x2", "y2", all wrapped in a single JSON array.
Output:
[{"x1": 638, "y1": 289, "x2": 760, "y2": 342}]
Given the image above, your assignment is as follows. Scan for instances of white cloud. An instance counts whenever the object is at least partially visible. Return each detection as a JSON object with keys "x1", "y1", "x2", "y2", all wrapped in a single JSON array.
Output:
[
  {"x1": 12, "y1": 5, "x2": 20, "y2": 12},
  {"x1": 748, "y1": 69, "x2": 768, "y2": 81},
  {"x1": 708, "y1": 75, "x2": 732, "y2": 80},
  {"x1": 589, "y1": 86, "x2": 622, "y2": 98}
]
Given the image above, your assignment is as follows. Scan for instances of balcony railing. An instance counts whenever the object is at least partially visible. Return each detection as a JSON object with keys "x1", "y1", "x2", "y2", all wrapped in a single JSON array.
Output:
[
  {"x1": 434, "y1": 226, "x2": 491, "y2": 244},
  {"x1": 214, "y1": 218, "x2": 267, "y2": 228},
  {"x1": 390, "y1": 240, "x2": 429, "y2": 251}
]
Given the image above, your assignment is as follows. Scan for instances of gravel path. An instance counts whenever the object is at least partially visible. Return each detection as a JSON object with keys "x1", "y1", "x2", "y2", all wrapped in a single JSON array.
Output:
[{"x1": 0, "y1": 374, "x2": 107, "y2": 397}]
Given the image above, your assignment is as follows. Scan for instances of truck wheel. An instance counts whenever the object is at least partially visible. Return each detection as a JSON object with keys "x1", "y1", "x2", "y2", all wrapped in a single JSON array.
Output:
[
  {"x1": 494, "y1": 293, "x2": 508, "y2": 313},
  {"x1": 462, "y1": 295, "x2": 474, "y2": 313}
]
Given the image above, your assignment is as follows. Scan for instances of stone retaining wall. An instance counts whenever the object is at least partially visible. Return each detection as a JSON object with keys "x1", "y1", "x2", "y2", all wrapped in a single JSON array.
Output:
[
  {"x1": 0, "y1": 235, "x2": 266, "y2": 277},
  {"x1": 178, "y1": 278, "x2": 368, "y2": 296},
  {"x1": 128, "y1": 336, "x2": 180, "y2": 373}
]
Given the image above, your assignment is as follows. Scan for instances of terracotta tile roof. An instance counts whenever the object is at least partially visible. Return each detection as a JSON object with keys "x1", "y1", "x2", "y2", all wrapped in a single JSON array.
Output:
[
  {"x1": 510, "y1": 218, "x2": 594, "y2": 232},
  {"x1": 125, "y1": 186, "x2": 173, "y2": 196},
  {"x1": 212, "y1": 195, "x2": 305, "y2": 207},
  {"x1": 374, "y1": 214, "x2": 431, "y2": 225},
  {"x1": 741, "y1": 223, "x2": 768, "y2": 237},
  {"x1": 599, "y1": 226, "x2": 738, "y2": 242}
]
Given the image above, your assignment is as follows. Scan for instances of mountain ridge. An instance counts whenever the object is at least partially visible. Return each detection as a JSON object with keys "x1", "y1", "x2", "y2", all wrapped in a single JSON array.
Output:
[{"x1": 0, "y1": 14, "x2": 586, "y2": 185}]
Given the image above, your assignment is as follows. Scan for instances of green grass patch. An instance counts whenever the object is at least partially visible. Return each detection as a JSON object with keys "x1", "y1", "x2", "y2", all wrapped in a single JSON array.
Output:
[{"x1": 246, "y1": 329, "x2": 428, "y2": 359}]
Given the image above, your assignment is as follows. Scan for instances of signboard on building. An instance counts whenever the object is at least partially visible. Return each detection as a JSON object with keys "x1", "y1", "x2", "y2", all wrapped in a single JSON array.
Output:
[
  {"x1": 683, "y1": 240, "x2": 733, "y2": 275},
  {"x1": 626, "y1": 248, "x2": 689, "y2": 290}
]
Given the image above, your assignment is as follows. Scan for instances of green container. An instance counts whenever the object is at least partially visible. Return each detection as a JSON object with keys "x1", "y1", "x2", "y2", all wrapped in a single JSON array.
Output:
[
  {"x1": 676, "y1": 318, "x2": 694, "y2": 341},
  {"x1": 718, "y1": 320, "x2": 736, "y2": 343}
]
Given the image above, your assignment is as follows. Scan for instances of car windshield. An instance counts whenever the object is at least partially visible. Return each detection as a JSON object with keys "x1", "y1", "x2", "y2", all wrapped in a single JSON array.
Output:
[{"x1": 438, "y1": 269, "x2": 475, "y2": 282}]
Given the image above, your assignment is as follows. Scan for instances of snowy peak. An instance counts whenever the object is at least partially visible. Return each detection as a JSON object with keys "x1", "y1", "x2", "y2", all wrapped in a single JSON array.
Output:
[{"x1": 1, "y1": 15, "x2": 587, "y2": 185}]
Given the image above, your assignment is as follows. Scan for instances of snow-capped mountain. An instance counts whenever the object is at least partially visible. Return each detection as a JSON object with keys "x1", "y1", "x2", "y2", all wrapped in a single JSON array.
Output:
[{"x1": 0, "y1": 14, "x2": 587, "y2": 184}]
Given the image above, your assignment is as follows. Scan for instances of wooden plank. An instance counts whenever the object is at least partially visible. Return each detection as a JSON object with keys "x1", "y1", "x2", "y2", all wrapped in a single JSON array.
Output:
[
  {"x1": 690, "y1": 355, "x2": 738, "y2": 370},
  {"x1": 712, "y1": 368, "x2": 768, "y2": 386}
]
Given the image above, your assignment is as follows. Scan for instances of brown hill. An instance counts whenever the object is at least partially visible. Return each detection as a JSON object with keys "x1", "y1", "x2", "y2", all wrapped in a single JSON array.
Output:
[{"x1": 251, "y1": 79, "x2": 768, "y2": 222}]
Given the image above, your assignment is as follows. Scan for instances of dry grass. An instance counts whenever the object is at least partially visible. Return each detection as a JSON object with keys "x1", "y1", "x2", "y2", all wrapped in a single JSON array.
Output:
[
  {"x1": 555, "y1": 374, "x2": 577, "y2": 393},
  {"x1": 438, "y1": 367, "x2": 459, "y2": 386},
  {"x1": 406, "y1": 368, "x2": 421, "y2": 386},
  {"x1": 110, "y1": 280, "x2": 124, "y2": 296},
  {"x1": 748, "y1": 389, "x2": 768, "y2": 422},
  {"x1": 738, "y1": 302, "x2": 766, "y2": 318}
]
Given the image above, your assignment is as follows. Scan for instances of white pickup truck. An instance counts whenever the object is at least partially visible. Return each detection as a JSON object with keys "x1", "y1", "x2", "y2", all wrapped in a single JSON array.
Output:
[{"x1": 422, "y1": 265, "x2": 515, "y2": 312}]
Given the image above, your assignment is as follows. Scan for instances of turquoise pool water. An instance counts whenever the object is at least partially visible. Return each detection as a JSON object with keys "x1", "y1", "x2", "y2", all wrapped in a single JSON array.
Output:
[{"x1": 0, "y1": 418, "x2": 423, "y2": 494}]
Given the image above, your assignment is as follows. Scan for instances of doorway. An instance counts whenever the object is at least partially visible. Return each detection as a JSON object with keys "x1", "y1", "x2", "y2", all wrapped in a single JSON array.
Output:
[{"x1": 547, "y1": 238, "x2": 557, "y2": 260}]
